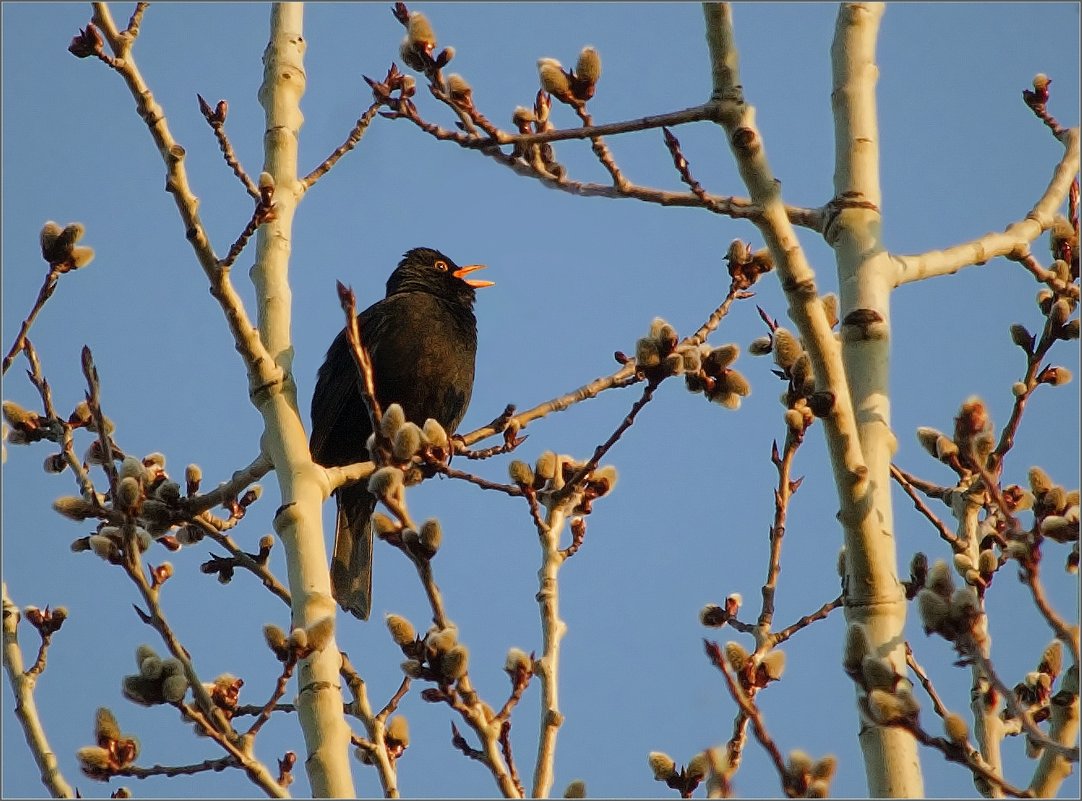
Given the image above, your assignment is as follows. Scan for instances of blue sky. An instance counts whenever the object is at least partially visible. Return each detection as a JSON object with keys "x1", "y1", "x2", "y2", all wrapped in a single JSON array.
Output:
[{"x1": 2, "y1": 3, "x2": 1079, "y2": 798}]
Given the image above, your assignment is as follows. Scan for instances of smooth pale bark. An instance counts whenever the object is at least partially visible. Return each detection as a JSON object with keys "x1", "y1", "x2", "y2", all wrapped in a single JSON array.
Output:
[
  {"x1": 254, "y1": 5, "x2": 356, "y2": 797},
  {"x1": 702, "y1": 3, "x2": 924, "y2": 795},
  {"x1": 828, "y1": 5, "x2": 924, "y2": 796}
]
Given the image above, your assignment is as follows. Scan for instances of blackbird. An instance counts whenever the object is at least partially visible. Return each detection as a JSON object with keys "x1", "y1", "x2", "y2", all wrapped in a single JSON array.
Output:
[{"x1": 309, "y1": 247, "x2": 492, "y2": 620}]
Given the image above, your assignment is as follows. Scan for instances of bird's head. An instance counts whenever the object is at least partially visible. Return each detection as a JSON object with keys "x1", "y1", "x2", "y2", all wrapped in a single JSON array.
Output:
[{"x1": 386, "y1": 247, "x2": 493, "y2": 306}]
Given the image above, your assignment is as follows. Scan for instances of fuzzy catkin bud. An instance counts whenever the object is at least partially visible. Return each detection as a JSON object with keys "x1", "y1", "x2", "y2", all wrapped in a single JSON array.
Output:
[
  {"x1": 306, "y1": 616, "x2": 334, "y2": 652},
  {"x1": 917, "y1": 588, "x2": 950, "y2": 635},
  {"x1": 386, "y1": 715, "x2": 410, "y2": 747},
  {"x1": 843, "y1": 624, "x2": 868, "y2": 676},
  {"x1": 749, "y1": 335, "x2": 773, "y2": 356},
  {"x1": 575, "y1": 47, "x2": 601, "y2": 85},
  {"x1": 563, "y1": 780, "x2": 587, "y2": 799},
  {"x1": 861, "y1": 656, "x2": 897, "y2": 691},
  {"x1": 508, "y1": 460, "x2": 534, "y2": 486},
  {"x1": 368, "y1": 466, "x2": 404, "y2": 498},
  {"x1": 446, "y1": 73, "x2": 472, "y2": 105},
  {"x1": 119, "y1": 456, "x2": 145, "y2": 483},
  {"x1": 440, "y1": 645, "x2": 469, "y2": 681},
  {"x1": 116, "y1": 477, "x2": 141, "y2": 511},
  {"x1": 926, "y1": 559, "x2": 954, "y2": 598},
  {"x1": 648, "y1": 751, "x2": 677, "y2": 781},
  {"x1": 53, "y1": 496, "x2": 99, "y2": 521},
  {"x1": 944, "y1": 712, "x2": 969, "y2": 744},
  {"x1": 1028, "y1": 466, "x2": 1053, "y2": 495},
  {"x1": 406, "y1": 11, "x2": 436, "y2": 51},
  {"x1": 724, "y1": 641, "x2": 749, "y2": 672},
  {"x1": 419, "y1": 518, "x2": 442, "y2": 555},
  {"x1": 772, "y1": 328, "x2": 802, "y2": 371},
  {"x1": 504, "y1": 647, "x2": 532, "y2": 675},
  {"x1": 538, "y1": 58, "x2": 570, "y2": 97},
  {"x1": 686, "y1": 751, "x2": 709, "y2": 782},
  {"x1": 392, "y1": 422, "x2": 423, "y2": 461},
  {"x1": 416, "y1": 419, "x2": 445, "y2": 450},
  {"x1": 77, "y1": 746, "x2": 113, "y2": 779},
  {"x1": 761, "y1": 649, "x2": 786, "y2": 681},
  {"x1": 95, "y1": 706, "x2": 121, "y2": 741},
  {"x1": 535, "y1": 451, "x2": 558, "y2": 481},
  {"x1": 386, "y1": 614, "x2": 416, "y2": 647},
  {"x1": 263, "y1": 624, "x2": 288, "y2": 656},
  {"x1": 381, "y1": 404, "x2": 406, "y2": 439}
]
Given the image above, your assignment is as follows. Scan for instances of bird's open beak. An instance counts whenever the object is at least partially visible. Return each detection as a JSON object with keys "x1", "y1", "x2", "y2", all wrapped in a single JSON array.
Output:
[{"x1": 453, "y1": 264, "x2": 494, "y2": 288}]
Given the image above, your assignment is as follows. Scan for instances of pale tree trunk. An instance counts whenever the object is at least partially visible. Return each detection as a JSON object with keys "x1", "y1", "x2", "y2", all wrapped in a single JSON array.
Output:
[
  {"x1": 828, "y1": 5, "x2": 923, "y2": 796},
  {"x1": 255, "y1": 5, "x2": 355, "y2": 796},
  {"x1": 702, "y1": 2, "x2": 924, "y2": 795}
]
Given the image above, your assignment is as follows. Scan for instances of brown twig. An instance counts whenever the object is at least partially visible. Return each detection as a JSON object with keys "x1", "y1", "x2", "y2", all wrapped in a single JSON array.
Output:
[
  {"x1": 558, "y1": 381, "x2": 657, "y2": 502},
  {"x1": 220, "y1": 195, "x2": 278, "y2": 270},
  {"x1": 769, "y1": 594, "x2": 843, "y2": 647},
  {"x1": 757, "y1": 432, "x2": 801, "y2": 632},
  {"x1": 196, "y1": 527, "x2": 292, "y2": 607},
  {"x1": 498, "y1": 720, "x2": 525, "y2": 797},
  {"x1": 80, "y1": 346, "x2": 119, "y2": 490},
  {"x1": 898, "y1": 718, "x2": 1031, "y2": 798},
  {"x1": 703, "y1": 640, "x2": 790, "y2": 790},
  {"x1": 377, "y1": 77, "x2": 822, "y2": 227},
  {"x1": 1022, "y1": 75, "x2": 1067, "y2": 140},
  {"x1": 198, "y1": 94, "x2": 260, "y2": 200},
  {"x1": 110, "y1": 755, "x2": 240, "y2": 780},
  {"x1": 2, "y1": 268, "x2": 62, "y2": 375},
  {"x1": 989, "y1": 298, "x2": 1074, "y2": 471},
  {"x1": 572, "y1": 102, "x2": 627, "y2": 189},
  {"x1": 336, "y1": 281, "x2": 384, "y2": 440},
  {"x1": 905, "y1": 642, "x2": 951, "y2": 719},
  {"x1": 245, "y1": 657, "x2": 298, "y2": 737},
  {"x1": 967, "y1": 646, "x2": 1079, "y2": 762},
  {"x1": 663, "y1": 126, "x2": 738, "y2": 216},
  {"x1": 427, "y1": 460, "x2": 524, "y2": 498},
  {"x1": 302, "y1": 101, "x2": 383, "y2": 189},
  {"x1": 460, "y1": 363, "x2": 639, "y2": 447},
  {"x1": 890, "y1": 463, "x2": 962, "y2": 550},
  {"x1": 972, "y1": 459, "x2": 1080, "y2": 667},
  {"x1": 20, "y1": 340, "x2": 99, "y2": 501}
]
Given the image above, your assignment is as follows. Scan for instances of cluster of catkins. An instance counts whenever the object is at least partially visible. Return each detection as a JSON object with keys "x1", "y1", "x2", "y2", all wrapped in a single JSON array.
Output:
[
  {"x1": 508, "y1": 450, "x2": 618, "y2": 514},
  {"x1": 634, "y1": 317, "x2": 750, "y2": 409}
]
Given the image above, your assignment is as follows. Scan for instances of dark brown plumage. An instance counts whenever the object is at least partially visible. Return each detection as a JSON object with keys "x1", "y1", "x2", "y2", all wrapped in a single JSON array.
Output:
[{"x1": 309, "y1": 247, "x2": 491, "y2": 619}]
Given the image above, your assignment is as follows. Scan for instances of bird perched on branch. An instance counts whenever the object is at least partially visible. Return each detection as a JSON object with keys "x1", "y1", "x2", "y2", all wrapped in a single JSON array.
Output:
[{"x1": 310, "y1": 247, "x2": 492, "y2": 620}]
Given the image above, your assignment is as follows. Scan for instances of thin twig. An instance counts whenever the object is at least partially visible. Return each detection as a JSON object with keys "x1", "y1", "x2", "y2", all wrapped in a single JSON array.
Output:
[
  {"x1": 198, "y1": 94, "x2": 260, "y2": 200},
  {"x1": 967, "y1": 647, "x2": 1079, "y2": 762},
  {"x1": 20, "y1": 340, "x2": 99, "y2": 501},
  {"x1": 572, "y1": 102, "x2": 627, "y2": 189},
  {"x1": 905, "y1": 642, "x2": 951, "y2": 719},
  {"x1": 2, "y1": 268, "x2": 61, "y2": 375},
  {"x1": 558, "y1": 381, "x2": 657, "y2": 502},
  {"x1": 111, "y1": 755, "x2": 240, "y2": 780},
  {"x1": 302, "y1": 102, "x2": 383, "y2": 189},
  {"x1": 890, "y1": 463, "x2": 962, "y2": 550},
  {"x1": 336, "y1": 281, "x2": 384, "y2": 439},
  {"x1": 757, "y1": 432, "x2": 801, "y2": 634},
  {"x1": 245, "y1": 657, "x2": 298, "y2": 737},
  {"x1": 769, "y1": 594, "x2": 844, "y2": 647},
  {"x1": 703, "y1": 639, "x2": 790, "y2": 791}
]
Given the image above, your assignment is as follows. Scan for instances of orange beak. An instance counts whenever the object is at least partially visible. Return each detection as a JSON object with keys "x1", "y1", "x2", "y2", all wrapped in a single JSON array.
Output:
[{"x1": 453, "y1": 264, "x2": 494, "y2": 289}]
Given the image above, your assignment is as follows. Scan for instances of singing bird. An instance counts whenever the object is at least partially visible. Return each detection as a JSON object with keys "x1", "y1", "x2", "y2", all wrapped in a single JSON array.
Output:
[{"x1": 309, "y1": 247, "x2": 492, "y2": 619}]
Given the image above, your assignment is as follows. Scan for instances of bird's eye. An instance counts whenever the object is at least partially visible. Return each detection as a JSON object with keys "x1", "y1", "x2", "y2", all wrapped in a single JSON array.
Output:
[{"x1": 433, "y1": 260, "x2": 449, "y2": 272}]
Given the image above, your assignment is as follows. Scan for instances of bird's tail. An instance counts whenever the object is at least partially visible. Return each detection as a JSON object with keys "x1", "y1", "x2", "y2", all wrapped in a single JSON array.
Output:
[{"x1": 331, "y1": 484, "x2": 376, "y2": 620}]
